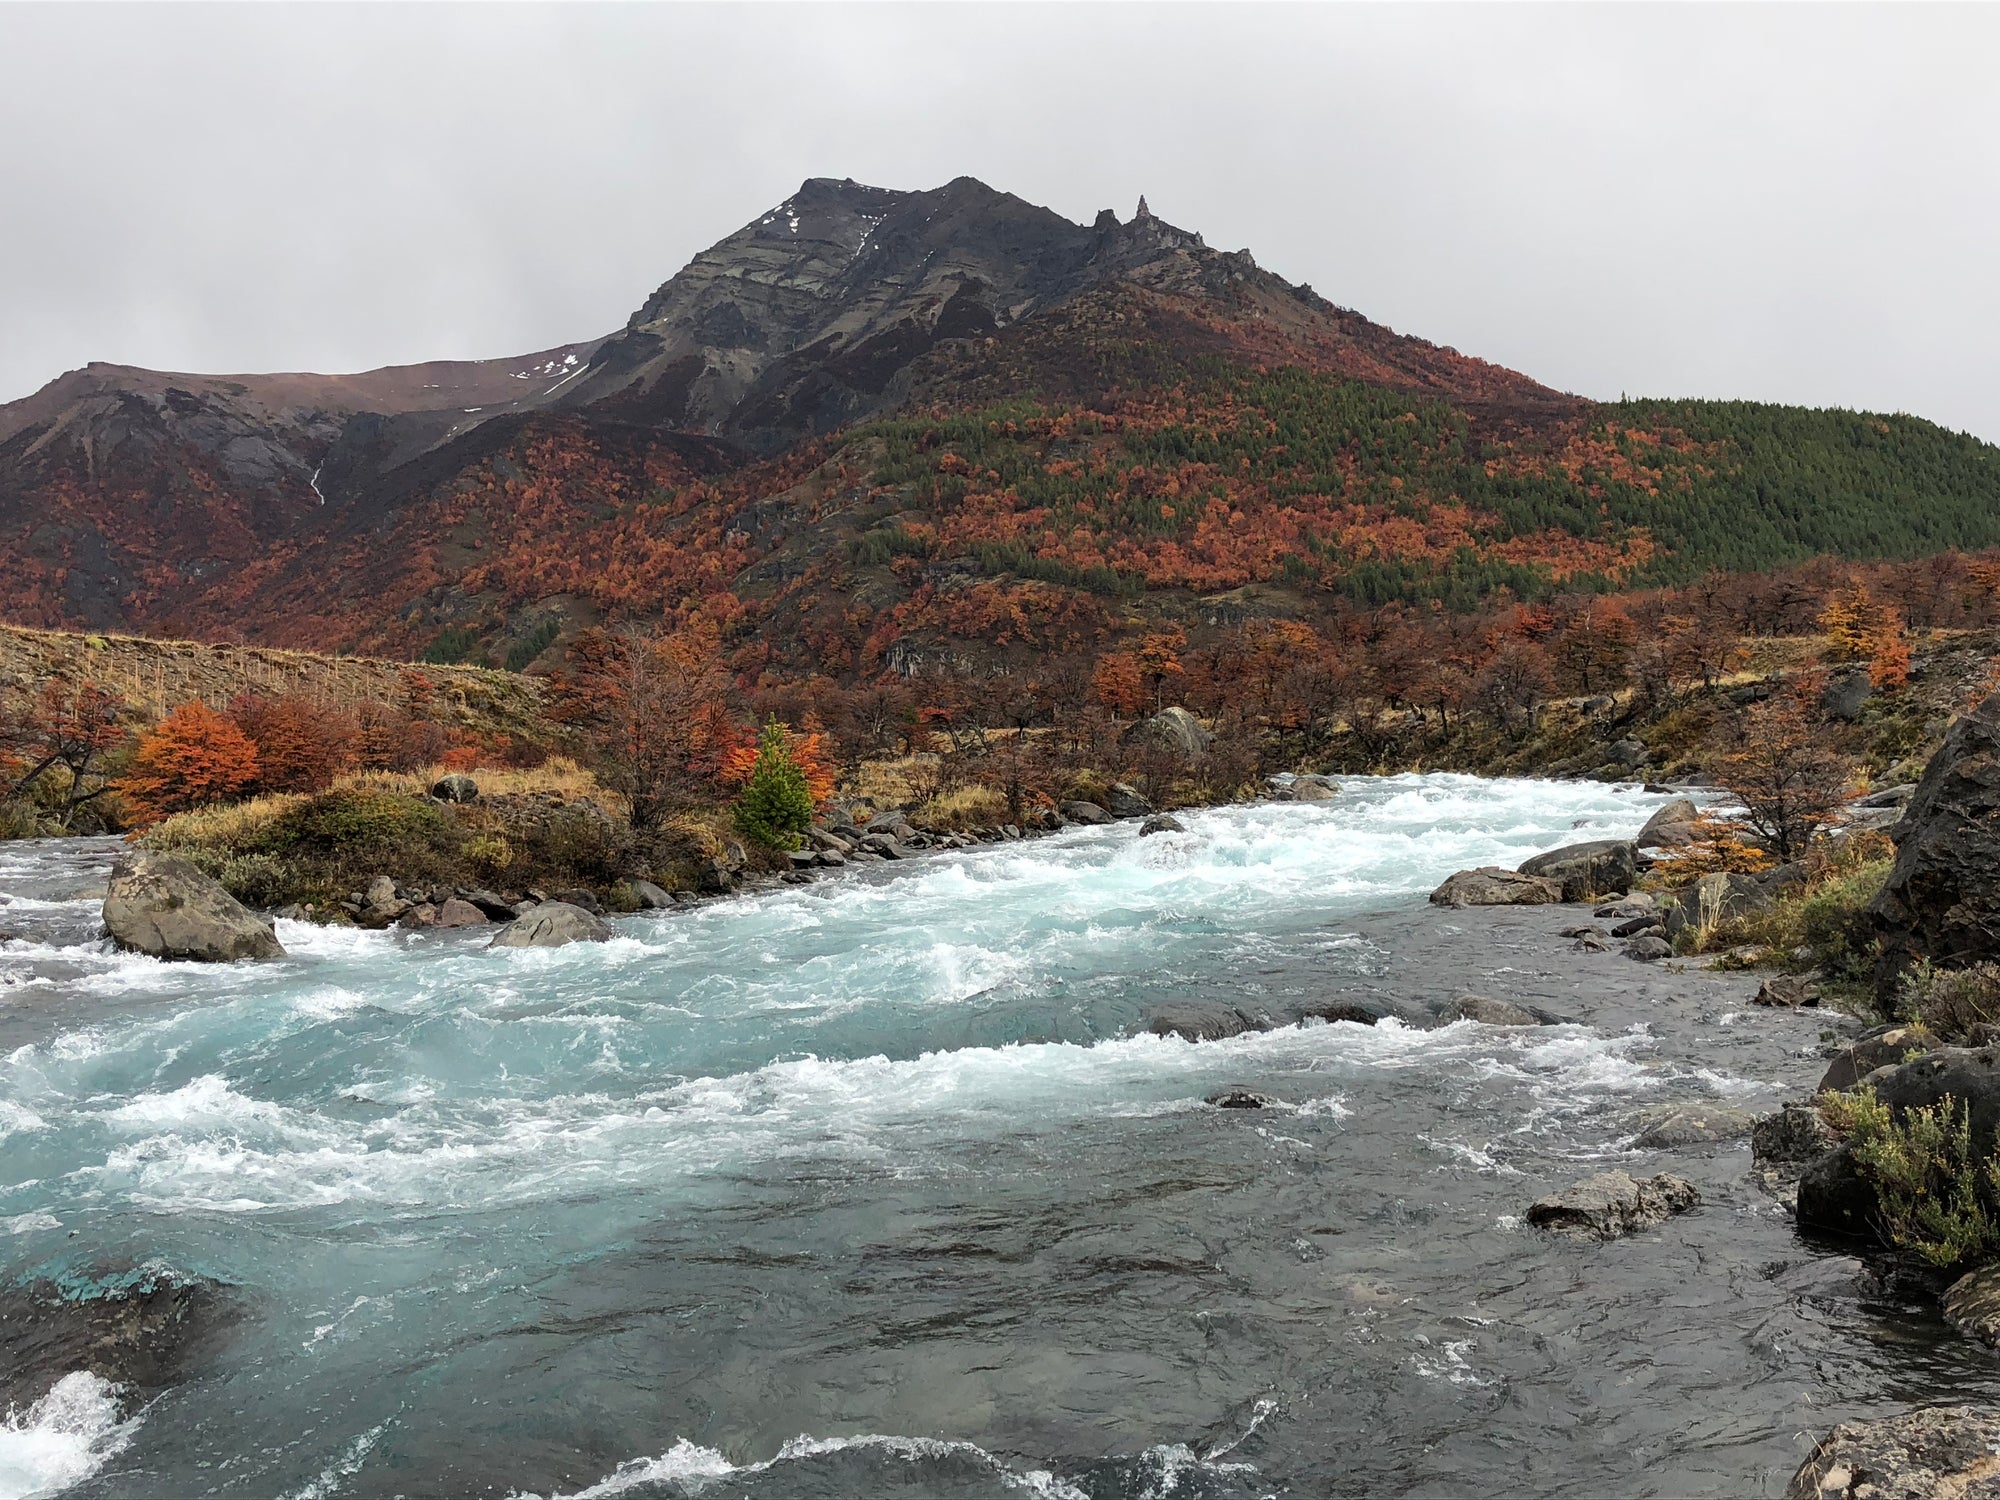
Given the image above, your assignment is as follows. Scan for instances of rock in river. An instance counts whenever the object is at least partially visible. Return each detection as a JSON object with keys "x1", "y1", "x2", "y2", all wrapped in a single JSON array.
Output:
[
  {"x1": 1526, "y1": 1170, "x2": 1699, "y2": 1240},
  {"x1": 1441, "y1": 993, "x2": 1569, "y2": 1027},
  {"x1": 1789, "y1": 1406, "x2": 2000, "y2": 1499},
  {"x1": 1206, "y1": 1088, "x2": 1276, "y2": 1109},
  {"x1": 1139, "y1": 813, "x2": 1186, "y2": 836},
  {"x1": 1517, "y1": 839, "x2": 1639, "y2": 901},
  {"x1": 1818, "y1": 1025, "x2": 1932, "y2": 1092},
  {"x1": 103, "y1": 851, "x2": 285, "y2": 962},
  {"x1": 1632, "y1": 1105, "x2": 1756, "y2": 1148},
  {"x1": 1428, "y1": 867, "x2": 1561, "y2": 907},
  {"x1": 1942, "y1": 1263, "x2": 2000, "y2": 1348},
  {"x1": 0, "y1": 1269, "x2": 236, "y2": 1415},
  {"x1": 1636, "y1": 798, "x2": 1700, "y2": 850},
  {"x1": 488, "y1": 901, "x2": 614, "y2": 949},
  {"x1": 1146, "y1": 1002, "x2": 1271, "y2": 1042}
]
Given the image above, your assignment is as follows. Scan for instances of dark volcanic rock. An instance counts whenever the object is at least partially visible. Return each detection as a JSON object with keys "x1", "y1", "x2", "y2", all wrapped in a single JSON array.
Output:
[
  {"x1": 1752, "y1": 1102, "x2": 1839, "y2": 1174},
  {"x1": 1818, "y1": 1026, "x2": 1933, "y2": 1093},
  {"x1": 0, "y1": 1270, "x2": 236, "y2": 1414},
  {"x1": 1517, "y1": 839, "x2": 1638, "y2": 902},
  {"x1": 1788, "y1": 1406, "x2": 2000, "y2": 1500},
  {"x1": 103, "y1": 850, "x2": 285, "y2": 962},
  {"x1": 1526, "y1": 1170, "x2": 1699, "y2": 1239},
  {"x1": 1864, "y1": 1046, "x2": 2000, "y2": 1157},
  {"x1": 1104, "y1": 782, "x2": 1154, "y2": 819},
  {"x1": 1428, "y1": 867, "x2": 1562, "y2": 907},
  {"x1": 1205, "y1": 1088, "x2": 1276, "y2": 1110},
  {"x1": 1794, "y1": 1145, "x2": 1876, "y2": 1241},
  {"x1": 1146, "y1": 1002, "x2": 1271, "y2": 1043},
  {"x1": 1139, "y1": 813, "x2": 1186, "y2": 837},
  {"x1": 1868, "y1": 691, "x2": 2000, "y2": 999}
]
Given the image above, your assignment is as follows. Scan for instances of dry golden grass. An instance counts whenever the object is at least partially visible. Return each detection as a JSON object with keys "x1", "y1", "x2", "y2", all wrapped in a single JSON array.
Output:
[
  {"x1": 847, "y1": 755, "x2": 929, "y2": 809},
  {"x1": 914, "y1": 784, "x2": 1010, "y2": 831},
  {"x1": 343, "y1": 757, "x2": 612, "y2": 804},
  {"x1": 144, "y1": 792, "x2": 310, "y2": 851}
]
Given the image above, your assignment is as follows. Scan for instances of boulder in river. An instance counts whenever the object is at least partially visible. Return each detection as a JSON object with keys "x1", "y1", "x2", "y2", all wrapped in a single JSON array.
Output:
[
  {"x1": 1624, "y1": 935, "x2": 1674, "y2": 961},
  {"x1": 1635, "y1": 798, "x2": 1701, "y2": 850},
  {"x1": 1517, "y1": 839, "x2": 1639, "y2": 901},
  {"x1": 1788, "y1": 1406, "x2": 2000, "y2": 1500},
  {"x1": 1942, "y1": 1263, "x2": 2000, "y2": 1348},
  {"x1": 0, "y1": 1269, "x2": 236, "y2": 1415},
  {"x1": 1858, "y1": 1045, "x2": 2000, "y2": 1158},
  {"x1": 1526, "y1": 1170, "x2": 1699, "y2": 1239},
  {"x1": 1428, "y1": 867, "x2": 1562, "y2": 907},
  {"x1": 1632, "y1": 1105, "x2": 1756, "y2": 1148},
  {"x1": 103, "y1": 851, "x2": 285, "y2": 963},
  {"x1": 1441, "y1": 993, "x2": 1570, "y2": 1027},
  {"x1": 1752, "y1": 1100, "x2": 1840, "y2": 1175},
  {"x1": 1293, "y1": 996, "x2": 1407, "y2": 1027},
  {"x1": 1139, "y1": 813, "x2": 1186, "y2": 837},
  {"x1": 1279, "y1": 775, "x2": 1339, "y2": 803},
  {"x1": 1794, "y1": 1144, "x2": 1876, "y2": 1241},
  {"x1": 1206, "y1": 1088, "x2": 1276, "y2": 1109},
  {"x1": 1867, "y1": 691, "x2": 2000, "y2": 1000},
  {"x1": 488, "y1": 901, "x2": 614, "y2": 949},
  {"x1": 434, "y1": 898, "x2": 490, "y2": 929},
  {"x1": 1753, "y1": 975, "x2": 1821, "y2": 1008},
  {"x1": 1146, "y1": 1002, "x2": 1271, "y2": 1042},
  {"x1": 626, "y1": 879, "x2": 674, "y2": 910}
]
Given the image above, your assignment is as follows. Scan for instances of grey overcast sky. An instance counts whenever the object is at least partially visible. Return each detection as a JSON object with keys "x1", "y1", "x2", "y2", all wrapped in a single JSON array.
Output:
[{"x1": 2, "y1": 4, "x2": 1996, "y2": 437}]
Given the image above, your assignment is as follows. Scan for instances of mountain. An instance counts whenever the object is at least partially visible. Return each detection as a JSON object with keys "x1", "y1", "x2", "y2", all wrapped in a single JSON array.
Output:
[{"x1": 3, "y1": 176, "x2": 1998, "y2": 675}]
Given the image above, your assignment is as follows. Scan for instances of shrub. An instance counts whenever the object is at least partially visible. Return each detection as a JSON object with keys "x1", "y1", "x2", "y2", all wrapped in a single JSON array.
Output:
[
  {"x1": 1899, "y1": 961, "x2": 2000, "y2": 1040},
  {"x1": 1828, "y1": 1088, "x2": 2000, "y2": 1272},
  {"x1": 732, "y1": 720, "x2": 817, "y2": 851},
  {"x1": 217, "y1": 853, "x2": 291, "y2": 908},
  {"x1": 464, "y1": 833, "x2": 513, "y2": 879}
]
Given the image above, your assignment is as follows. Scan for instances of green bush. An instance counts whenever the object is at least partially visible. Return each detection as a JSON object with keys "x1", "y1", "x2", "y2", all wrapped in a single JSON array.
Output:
[
  {"x1": 732, "y1": 721, "x2": 816, "y2": 851},
  {"x1": 1898, "y1": 961, "x2": 2000, "y2": 1041},
  {"x1": 218, "y1": 853, "x2": 291, "y2": 908},
  {"x1": 1828, "y1": 1088, "x2": 2000, "y2": 1272}
]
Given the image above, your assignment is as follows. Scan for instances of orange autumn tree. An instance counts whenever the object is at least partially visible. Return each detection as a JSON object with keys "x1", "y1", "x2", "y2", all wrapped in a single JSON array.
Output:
[
  {"x1": 1093, "y1": 653, "x2": 1146, "y2": 717},
  {"x1": 719, "y1": 716, "x2": 837, "y2": 806},
  {"x1": 119, "y1": 701, "x2": 261, "y2": 824}
]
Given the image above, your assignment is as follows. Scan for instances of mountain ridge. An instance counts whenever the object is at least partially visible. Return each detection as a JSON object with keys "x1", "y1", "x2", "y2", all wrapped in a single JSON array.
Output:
[{"x1": 2, "y1": 176, "x2": 1996, "y2": 673}]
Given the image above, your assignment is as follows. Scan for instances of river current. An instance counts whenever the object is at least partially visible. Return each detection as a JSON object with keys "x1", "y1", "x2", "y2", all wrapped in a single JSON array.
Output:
[{"x1": 4, "y1": 775, "x2": 1999, "y2": 1499}]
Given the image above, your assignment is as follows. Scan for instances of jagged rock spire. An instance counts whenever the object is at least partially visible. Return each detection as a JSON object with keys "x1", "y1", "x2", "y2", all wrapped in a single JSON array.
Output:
[{"x1": 1134, "y1": 195, "x2": 1152, "y2": 220}]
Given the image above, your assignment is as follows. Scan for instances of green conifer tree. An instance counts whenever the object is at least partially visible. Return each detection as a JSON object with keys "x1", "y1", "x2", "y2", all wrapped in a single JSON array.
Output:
[{"x1": 732, "y1": 718, "x2": 816, "y2": 850}]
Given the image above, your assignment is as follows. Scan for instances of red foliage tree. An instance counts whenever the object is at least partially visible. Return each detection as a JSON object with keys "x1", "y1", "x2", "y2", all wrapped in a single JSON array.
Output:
[
  {"x1": 119, "y1": 701, "x2": 261, "y2": 824},
  {"x1": 2, "y1": 679, "x2": 130, "y2": 829},
  {"x1": 228, "y1": 692, "x2": 357, "y2": 794}
]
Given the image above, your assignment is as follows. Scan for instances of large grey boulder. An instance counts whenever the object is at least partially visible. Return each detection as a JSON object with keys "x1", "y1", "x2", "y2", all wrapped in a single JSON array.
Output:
[
  {"x1": 1632, "y1": 1104, "x2": 1756, "y2": 1149},
  {"x1": 1635, "y1": 798, "x2": 1701, "y2": 850},
  {"x1": 1789, "y1": 1407, "x2": 2000, "y2": 1500},
  {"x1": 103, "y1": 852, "x2": 285, "y2": 963},
  {"x1": 430, "y1": 773, "x2": 479, "y2": 803},
  {"x1": 1060, "y1": 801, "x2": 1114, "y2": 826},
  {"x1": 1517, "y1": 839, "x2": 1638, "y2": 901},
  {"x1": 1428, "y1": 867, "x2": 1562, "y2": 907},
  {"x1": 1274, "y1": 774, "x2": 1339, "y2": 803},
  {"x1": 488, "y1": 901, "x2": 614, "y2": 949},
  {"x1": 1440, "y1": 993, "x2": 1570, "y2": 1027},
  {"x1": 1868, "y1": 691, "x2": 2000, "y2": 999},
  {"x1": 1105, "y1": 782, "x2": 1154, "y2": 819},
  {"x1": 1138, "y1": 705, "x2": 1212, "y2": 761},
  {"x1": 1820, "y1": 667, "x2": 1875, "y2": 724},
  {"x1": 1526, "y1": 1170, "x2": 1698, "y2": 1239}
]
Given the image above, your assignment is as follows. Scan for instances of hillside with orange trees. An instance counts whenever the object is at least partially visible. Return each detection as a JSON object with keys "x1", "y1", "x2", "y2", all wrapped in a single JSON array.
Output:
[{"x1": 2, "y1": 177, "x2": 1997, "y2": 688}]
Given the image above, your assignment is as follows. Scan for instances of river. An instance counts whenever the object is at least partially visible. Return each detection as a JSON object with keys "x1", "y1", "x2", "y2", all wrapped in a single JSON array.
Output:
[{"x1": 3, "y1": 775, "x2": 1998, "y2": 1499}]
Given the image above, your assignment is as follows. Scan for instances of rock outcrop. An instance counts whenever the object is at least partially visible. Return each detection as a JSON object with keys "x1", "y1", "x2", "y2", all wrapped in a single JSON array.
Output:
[
  {"x1": 1789, "y1": 1407, "x2": 2000, "y2": 1500},
  {"x1": 488, "y1": 901, "x2": 615, "y2": 949},
  {"x1": 1428, "y1": 867, "x2": 1562, "y2": 907},
  {"x1": 103, "y1": 851, "x2": 285, "y2": 962},
  {"x1": 1138, "y1": 706, "x2": 1213, "y2": 761},
  {"x1": 1517, "y1": 840, "x2": 1638, "y2": 902},
  {"x1": 1867, "y1": 691, "x2": 2000, "y2": 1000},
  {"x1": 1661, "y1": 871, "x2": 1771, "y2": 939},
  {"x1": 1635, "y1": 798, "x2": 1701, "y2": 849},
  {"x1": 1526, "y1": 1170, "x2": 1699, "y2": 1239}
]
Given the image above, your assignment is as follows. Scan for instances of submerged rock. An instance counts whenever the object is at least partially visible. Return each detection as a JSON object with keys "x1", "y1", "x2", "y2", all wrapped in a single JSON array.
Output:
[
  {"x1": 1526, "y1": 1170, "x2": 1699, "y2": 1240},
  {"x1": 1788, "y1": 1406, "x2": 2000, "y2": 1500},
  {"x1": 1428, "y1": 867, "x2": 1561, "y2": 907},
  {"x1": 0, "y1": 1270, "x2": 236, "y2": 1415},
  {"x1": 1632, "y1": 1105, "x2": 1756, "y2": 1148},
  {"x1": 103, "y1": 851, "x2": 285, "y2": 963},
  {"x1": 1206, "y1": 1088, "x2": 1276, "y2": 1109},
  {"x1": 1146, "y1": 1002, "x2": 1270, "y2": 1043},
  {"x1": 1441, "y1": 994, "x2": 1569, "y2": 1027},
  {"x1": 488, "y1": 901, "x2": 614, "y2": 949}
]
